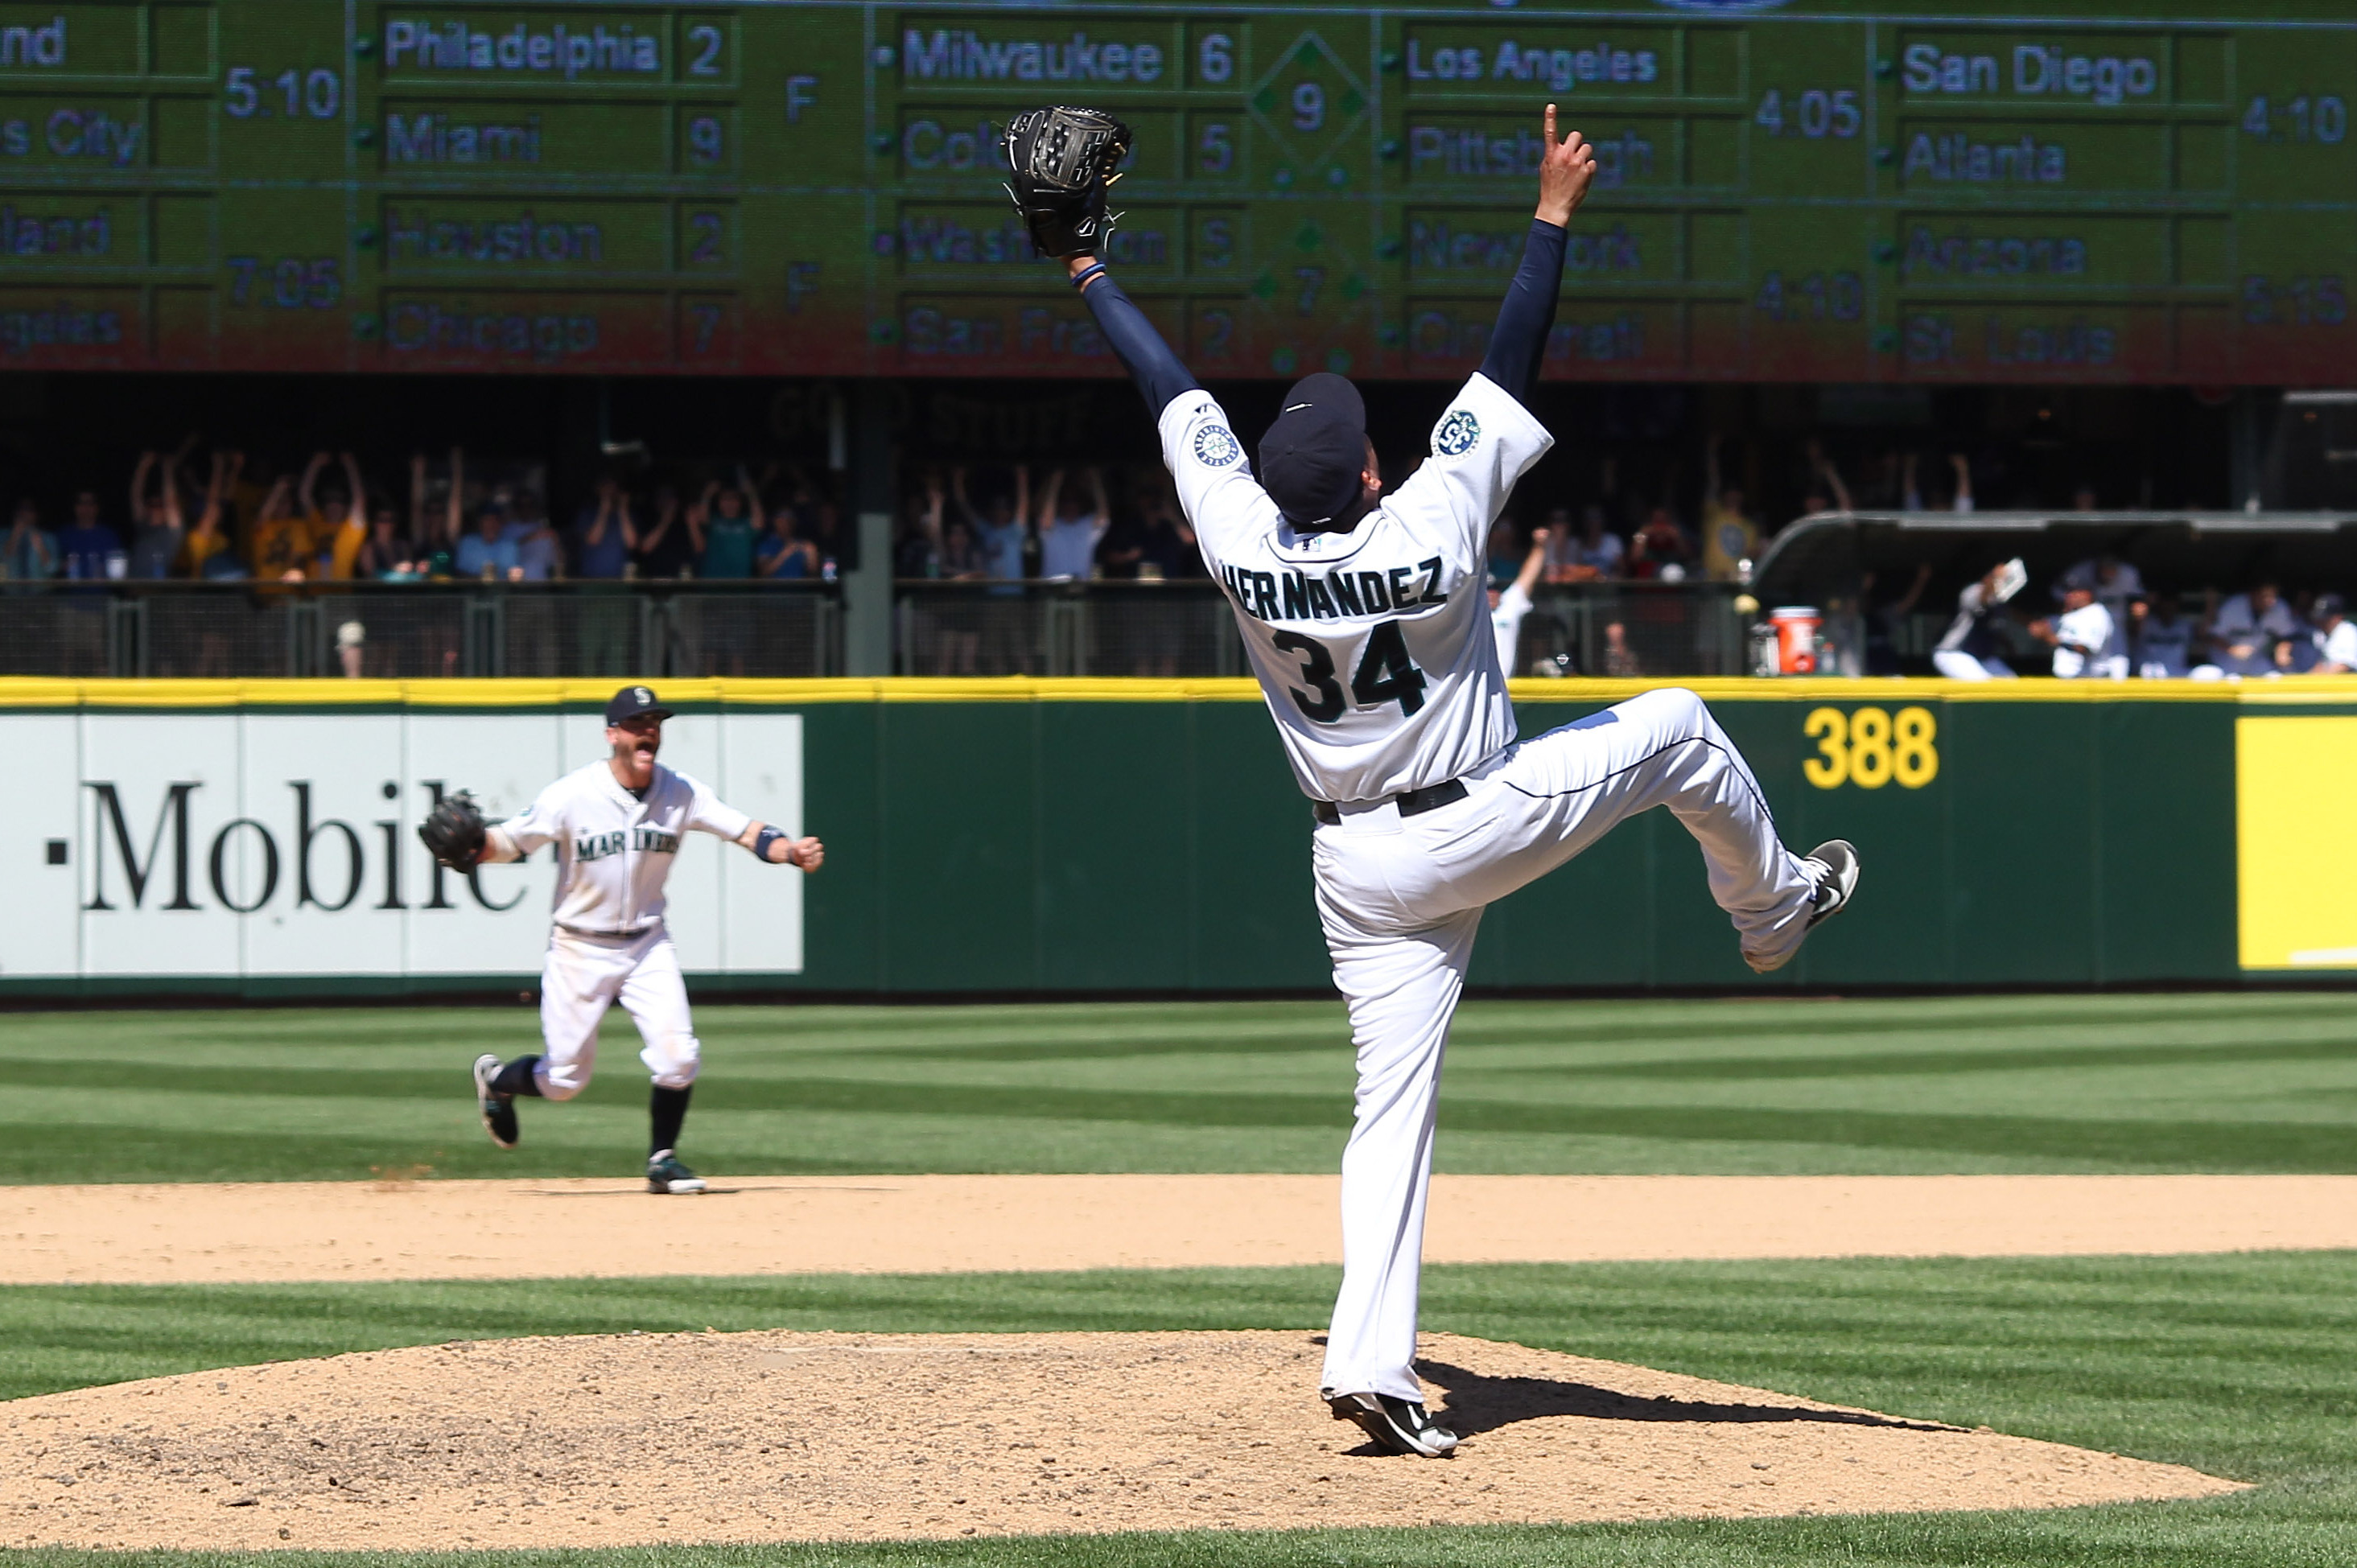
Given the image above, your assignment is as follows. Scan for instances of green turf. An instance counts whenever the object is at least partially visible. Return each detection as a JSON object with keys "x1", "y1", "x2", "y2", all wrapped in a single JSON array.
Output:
[
  {"x1": 6, "y1": 991, "x2": 2357, "y2": 1183},
  {"x1": 3, "y1": 1253, "x2": 2354, "y2": 1566}
]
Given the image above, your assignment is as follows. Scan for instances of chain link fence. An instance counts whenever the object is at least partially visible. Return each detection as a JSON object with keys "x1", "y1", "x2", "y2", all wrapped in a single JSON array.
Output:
[{"x1": 0, "y1": 581, "x2": 1746, "y2": 680}]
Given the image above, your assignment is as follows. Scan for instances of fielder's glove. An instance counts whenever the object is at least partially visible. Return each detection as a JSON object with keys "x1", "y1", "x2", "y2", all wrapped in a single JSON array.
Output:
[
  {"x1": 417, "y1": 790, "x2": 490, "y2": 871},
  {"x1": 1002, "y1": 105, "x2": 1132, "y2": 260}
]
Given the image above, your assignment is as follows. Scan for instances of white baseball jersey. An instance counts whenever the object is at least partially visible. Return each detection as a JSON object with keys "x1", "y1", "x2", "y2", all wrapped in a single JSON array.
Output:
[
  {"x1": 498, "y1": 760, "x2": 752, "y2": 936},
  {"x1": 1491, "y1": 582, "x2": 1534, "y2": 677},
  {"x1": 2050, "y1": 602, "x2": 2113, "y2": 678},
  {"x1": 1160, "y1": 372, "x2": 1553, "y2": 803}
]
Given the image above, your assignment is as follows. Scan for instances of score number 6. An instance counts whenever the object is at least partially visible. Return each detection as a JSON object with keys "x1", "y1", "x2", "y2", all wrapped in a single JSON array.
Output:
[{"x1": 1803, "y1": 706, "x2": 1938, "y2": 789}]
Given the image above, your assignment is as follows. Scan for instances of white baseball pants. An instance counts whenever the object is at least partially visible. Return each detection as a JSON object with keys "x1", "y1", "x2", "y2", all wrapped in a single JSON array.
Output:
[
  {"x1": 533, "y1": 925, "x2": 702, "y2": 1100},
  {"x1": 1932, "y1": 649, "x2": 2015, "y2": 680},
  {"x1": 1312, "y1": 687, "x2": 1815, "y2": 1402}
]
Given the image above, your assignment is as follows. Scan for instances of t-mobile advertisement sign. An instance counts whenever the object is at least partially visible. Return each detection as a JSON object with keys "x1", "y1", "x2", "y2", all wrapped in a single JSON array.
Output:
[{"x1": 0, "y1": 710, "x2": 804, "y2": 981}]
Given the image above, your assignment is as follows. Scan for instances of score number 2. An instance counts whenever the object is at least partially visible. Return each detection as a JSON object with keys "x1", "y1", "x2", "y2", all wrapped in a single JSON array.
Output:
[{"x1": 1804, "y1": 706, "x2": 1937, "y2": 789}]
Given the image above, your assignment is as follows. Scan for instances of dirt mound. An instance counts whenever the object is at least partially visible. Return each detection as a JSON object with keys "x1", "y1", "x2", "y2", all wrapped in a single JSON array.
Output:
[{"x1": 0, "y1": 1331, "x2": 2238, "y2": 1549}]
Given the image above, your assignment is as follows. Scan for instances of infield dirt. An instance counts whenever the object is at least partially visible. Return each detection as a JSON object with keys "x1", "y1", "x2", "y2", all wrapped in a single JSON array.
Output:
[
  {"x1": 0, "y1": 1330, "x2": 2242, "y2": 1549},
  {"x1": 10, "y1": 1173, "x2": 2357, "y2": 1284}
]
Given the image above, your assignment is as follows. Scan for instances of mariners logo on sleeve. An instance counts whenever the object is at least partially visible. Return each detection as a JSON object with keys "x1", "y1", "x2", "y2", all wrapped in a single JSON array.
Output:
[
  {"x1": 1193, "y1": 423, "x2": 1244, "y2": 468},
  {"x1": 1433, "y1": 409, "x2": 1481, "y2": 457}
]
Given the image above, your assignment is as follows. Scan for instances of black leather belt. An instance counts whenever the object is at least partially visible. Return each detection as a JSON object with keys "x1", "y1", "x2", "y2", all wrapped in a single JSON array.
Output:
[{"x1": 1311, "y1": 778, "x2": 1467, "y2": 826}]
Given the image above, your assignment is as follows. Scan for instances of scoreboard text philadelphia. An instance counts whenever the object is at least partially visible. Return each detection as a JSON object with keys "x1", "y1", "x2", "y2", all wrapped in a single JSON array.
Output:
[{"x1": 0, "y1": 0, "x2": 2351, "y2": 380}]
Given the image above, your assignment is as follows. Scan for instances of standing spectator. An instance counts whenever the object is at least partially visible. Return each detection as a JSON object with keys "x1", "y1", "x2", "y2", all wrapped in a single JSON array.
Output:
[
  {"x1": 633, "y1": 485, "x2": 690, "y2": 578},
  {"x1": 353, "y1": 499, "x2": 414, "y2": 581},
  {"x1": 1800, "y1": 438, "x2": 1852, "y2": 516},
  {"x1": 56, "y1": 489, "x2": 122, "y2": 580},
  {"x1": 250, "y1": 467, "x2": 312, "y2": 579},
  {"x1": 1626, "y1": 506, "x2": 1695, "y2": 581},
  {"x1": 318, "y1": 453, "x2": 370, "y2": 579},
  {"x1": 2309, "y1": 595, "x2": 2357, "y2": 673},
  {"x1": 2129, "y1": 596, "x2": 2194, "y2": 678},
  {"x1": 512, "y1": 492, "x2": 562, "y2": 581},
  {"x1": 453, "y1": 455, "x2": 518, "y2": 582},
  {"x1": 756, "y1": 506, "x2": 820, "y2": 580},
  {"x1": 3, "y1": 498, "x2": 57, "y2": 582},
  {"x1": 2031, "y1": 583, "x2": 2116, "y2": 679},
  {"x1": 954, "y1": 464, "x2": 1031, "y2": 582},
  {"x1": 1131, "y1": 484, "x2": 1197, "y2": 579},
  {"x1": 1932, "y1": 560, "x2": 2025, "y2": 680},
  {"x1": 185, "y1": 451, "x2": 242, "y2": 578},
  {"x1": 1601, "y1": 619, "x2": 1640, "y2": 676},
  {"x1": 1036, "y1": 466, "x2": 1109, "y2": 580},
  {"x1": 1700, "y1": 434, "x2": 1757, "y2": 581},
  {"x1": 1555, "y1": 504, "x2": 1624, "y2": 580},
  {"x1": 127, "y1": 445, "x2": 189, "y2": 578},
  {"x1": 573, "y1": 477, "x2": 636, "y2": 579},
  {"x1": 296, "y1": 450, "x2": 353, "y2": 577},
  {"x1": 1904, "y1": 451, "x2": 1974, "y2": 512},
  {"x1": 2208, "y1": 582, "x2": 2301, "y2": 677},
  {"x1": 688, "y1": 470, "x2": 761, "y2": 579},
  {"x1": 1490, "y1": 526, "x2": 1549, "y2": 677}
]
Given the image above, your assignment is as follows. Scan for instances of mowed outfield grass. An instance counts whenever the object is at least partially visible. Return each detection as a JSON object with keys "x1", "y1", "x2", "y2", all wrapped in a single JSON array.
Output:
[
  {"x1": 2, "y1": 1253, "x2": 2354, "y2": 1566},
  {"x1": 2, "y1": 990, "x2": 2355, "y2": 1184}
]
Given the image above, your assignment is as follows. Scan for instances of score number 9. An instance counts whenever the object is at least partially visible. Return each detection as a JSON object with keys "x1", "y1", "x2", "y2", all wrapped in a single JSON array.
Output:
[
  {"x1": 1803, "y1": 706, "x2": 1938, "y2": 789},
  {"x1": 686, "y1": 114, "x2": 726, "y2": 166}
]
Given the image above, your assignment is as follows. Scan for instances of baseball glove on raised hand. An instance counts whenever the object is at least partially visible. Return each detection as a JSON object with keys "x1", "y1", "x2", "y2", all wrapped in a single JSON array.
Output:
[
  {"x1": 417, "y1": 790, "x2": 490, "y2": 872},
  {"x1": 1003, "y1": 105, "x2": 1132, "y2": 260}
]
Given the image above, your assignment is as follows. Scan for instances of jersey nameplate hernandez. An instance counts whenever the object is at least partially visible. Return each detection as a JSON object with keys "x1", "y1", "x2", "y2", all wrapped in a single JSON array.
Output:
[{"x1": 1158, "y1": 372, "x2": 1552, "y2": 804}]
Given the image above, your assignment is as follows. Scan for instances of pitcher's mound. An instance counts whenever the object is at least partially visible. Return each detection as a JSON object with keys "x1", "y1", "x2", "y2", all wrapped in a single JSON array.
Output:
[{"x1": 2, "y1": 1331, "x2": 2240, "y2": 1550}]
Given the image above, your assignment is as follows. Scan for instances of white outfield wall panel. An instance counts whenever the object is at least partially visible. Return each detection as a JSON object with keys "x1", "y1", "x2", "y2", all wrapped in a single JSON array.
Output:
[{"x1": 14, "y1": 709, "x2": 804, "y2": 982}]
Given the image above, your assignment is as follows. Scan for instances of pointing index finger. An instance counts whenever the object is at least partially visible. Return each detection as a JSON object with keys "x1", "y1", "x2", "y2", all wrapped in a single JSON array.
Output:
[{"x1": 1544, "y1": 102, "x2": 1558, "y2": 150}]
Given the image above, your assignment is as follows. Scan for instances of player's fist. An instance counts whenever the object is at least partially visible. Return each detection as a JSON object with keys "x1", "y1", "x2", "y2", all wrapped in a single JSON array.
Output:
[
  {"x1": 1535, "y1": 104, "x2": 1597, "y2": 227},
  {"x1": 783, "y1": 836, "x2": 825, "y2": 872}
]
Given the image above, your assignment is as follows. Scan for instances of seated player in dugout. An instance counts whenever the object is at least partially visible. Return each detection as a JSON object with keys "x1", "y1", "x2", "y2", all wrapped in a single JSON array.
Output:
[
  {"x1": 417, "y1": 685, "x2": 824, "y2": 1195},
  {"x1": 1007, "y1": 104, "x2": 1860, "y2": 1456}
]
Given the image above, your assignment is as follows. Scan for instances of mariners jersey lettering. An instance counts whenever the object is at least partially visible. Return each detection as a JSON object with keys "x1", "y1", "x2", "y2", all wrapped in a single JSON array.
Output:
[
  {"x1": 498, "y1": 760, "x2": 751, "y2": 936},
  {"x1": 1160, "y1": 372, "x2": 1553, "y2": 802}
]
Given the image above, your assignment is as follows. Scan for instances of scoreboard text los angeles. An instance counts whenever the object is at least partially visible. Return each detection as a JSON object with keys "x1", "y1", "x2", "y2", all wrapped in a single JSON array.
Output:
[{"x1": 0, "y1": 0, "x2": 2351, "y2": 381}]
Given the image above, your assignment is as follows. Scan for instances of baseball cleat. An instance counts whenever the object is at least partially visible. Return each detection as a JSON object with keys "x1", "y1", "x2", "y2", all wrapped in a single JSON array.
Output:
[
  {"x1": 473, "y1": 1054, "x2": 518, "y2": 1150},
  {"x1": 1743, "y1": 841, "x2": 1860, "y2": 973},
  {"x1": 1327, "y1": 1391, "x2": 1459, "y2": 1458},
  {"x1": 647, "y1": 1150, "x2": 707, "y2": 1195},
  {"x1": 1803, "y1": 838, "x2": 1860, "y2": 928}
]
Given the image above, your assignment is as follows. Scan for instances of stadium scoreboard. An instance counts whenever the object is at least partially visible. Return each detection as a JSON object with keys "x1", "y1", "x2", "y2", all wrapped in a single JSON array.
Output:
[{"x1": 0, "y1": 0, "x2": 2351, "y2": 381}]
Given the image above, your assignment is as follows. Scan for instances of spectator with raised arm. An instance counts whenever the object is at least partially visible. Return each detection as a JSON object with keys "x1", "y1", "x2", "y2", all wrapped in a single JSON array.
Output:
[
  {"x1": 1700, "y1": 434, "x2": 1758, "y2": 580},
  {"x1": 1036, "y1": 464, "x2": 1110, "y2": 580},
  {"x1": 1490, "y1": 525, "x2": 1551, "y2": 677},
  {"x1": 127, "y1": 442, "x2": 192, "y2": 578},
  {"x1": 573, "y1": 476, "x2": 636, "y2": 579},
  {"x1": 1626, "y1": 505, "x2": 1695, "y2": 581},
  {"x1": 185, "y1": 451, "x2": 242, "y2": 578},
  {"x1": 756, "y1": 503, "x2": 821, "y2": 580},
  {"x1": 633, "y1": 485, "x2": 689, "y2": 579},
  {"x1": 954, "y1": 463, "x2": 1031, "y2": 582},
  {"x1": 318, "y1": 452, "x2": 370, "y2": 579},
  {"x1": 689, "y1": 469, "x2": 761, "y2": 579}
]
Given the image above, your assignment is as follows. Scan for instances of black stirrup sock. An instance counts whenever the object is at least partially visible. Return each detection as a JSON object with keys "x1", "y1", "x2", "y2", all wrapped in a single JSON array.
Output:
[
  {"x1": 490, "y1": 1056, "x2": 544, "y2": 1097},
  {"x1": 649, "y1": 1084, "x2": 692, "y2": 1157}
]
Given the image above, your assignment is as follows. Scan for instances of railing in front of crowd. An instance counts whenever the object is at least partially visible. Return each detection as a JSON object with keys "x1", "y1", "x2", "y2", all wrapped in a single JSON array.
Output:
[
  {"x1": 0, "y1": 579, "x2": 1748, "y2": 680},
  {"x1": 895, "y1": 578, "x2": 1748, "y2": 679},
  {"x1": 0, "y1": 580, "x2": 844, "y2": 680}
]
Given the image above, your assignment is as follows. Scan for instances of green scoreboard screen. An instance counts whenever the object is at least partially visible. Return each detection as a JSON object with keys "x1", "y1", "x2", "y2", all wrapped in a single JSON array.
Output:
[{"x1": 2, "y1": 0, "x2": 2351, "y2": 381}]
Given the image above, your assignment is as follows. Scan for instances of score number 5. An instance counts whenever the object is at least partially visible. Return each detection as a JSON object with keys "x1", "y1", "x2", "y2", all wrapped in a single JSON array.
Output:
[{"x1": 1803, "y1": 706, "x2": 1938, "y2": 789}]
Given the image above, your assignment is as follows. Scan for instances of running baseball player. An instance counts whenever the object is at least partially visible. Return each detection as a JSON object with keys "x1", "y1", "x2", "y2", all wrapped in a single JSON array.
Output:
[
  {"x1": 1005, "y1": 103, "x2": 1859, "y2": 1456},
  {"x1": 418, "y1": 685, "x2": 823, "y2": 1194}
]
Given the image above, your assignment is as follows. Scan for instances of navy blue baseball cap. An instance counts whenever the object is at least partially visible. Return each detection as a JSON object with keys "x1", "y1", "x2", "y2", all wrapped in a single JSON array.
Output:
[
  {"x1": 605, "y1": 685, "x2": 673, "y2": 725},
  {"x1": 1259, "y1": 372, "x2": 1368, "y2": 529}
]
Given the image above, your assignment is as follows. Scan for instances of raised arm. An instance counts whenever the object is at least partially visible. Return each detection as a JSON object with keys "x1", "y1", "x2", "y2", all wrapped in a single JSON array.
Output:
[
  {"x1": 1477, "y1": 105, "x2": 1597, "y2": 405},
  {"x1": 299, "y1": 451, "x2": 329, "y2": 517},
  {"x1": 444, "y1": 447, "x2": 465, "y2": 542},
  {"x1": 130, "y1": 451, "x2": 155, "y2": 522},
  {"x1": 1513, "y1": 527, "x2": 1551, "y2": 599},
  {"x1": 339, "y1": 452, "x2": 366, "y2": 525},
  {"x1": 1036, "y1": 467, "x2": 1065, "y2": 533},
  {"x1": 1065, "y1": 254, "x2": 1201, "y2": 418},
  {"x1": 737, "y1": 464, "x2": 766, "y2": 530}
]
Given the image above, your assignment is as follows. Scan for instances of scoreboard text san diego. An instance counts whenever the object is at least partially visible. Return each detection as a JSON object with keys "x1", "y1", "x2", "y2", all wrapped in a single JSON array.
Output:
[{"x1": 0, "y1": 0, "x2": 2351, "y2": 380}]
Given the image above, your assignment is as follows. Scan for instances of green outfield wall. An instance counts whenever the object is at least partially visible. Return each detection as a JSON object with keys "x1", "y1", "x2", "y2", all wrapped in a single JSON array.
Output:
[{"x1": 5, "y1": 675, "x2": 2344, "y2": 997}]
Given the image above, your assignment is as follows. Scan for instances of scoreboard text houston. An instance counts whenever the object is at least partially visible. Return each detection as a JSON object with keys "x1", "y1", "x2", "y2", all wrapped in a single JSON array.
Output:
[{"x1": 0, "y1": 0, "x2": 2351, "y2": 380}]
